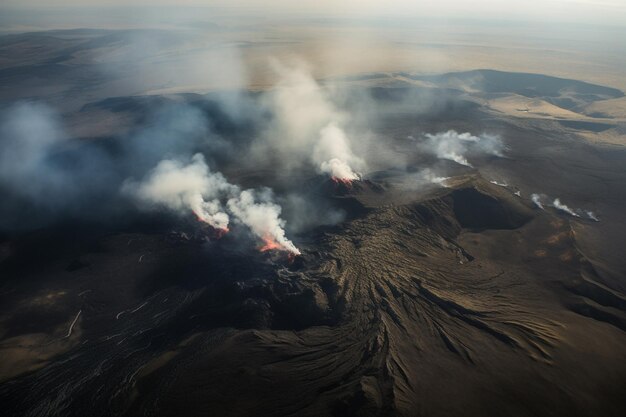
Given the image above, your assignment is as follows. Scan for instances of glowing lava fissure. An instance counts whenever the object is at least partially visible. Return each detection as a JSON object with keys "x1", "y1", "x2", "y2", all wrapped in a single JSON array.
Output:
[
  {"x1": 331, "y1": 176, "x2": 356, "y2": 187},
  {"x1": 259, "y1": 234, "x2": 285, "y2": 252},
  {"x1": 259, "y1": 235, "x2": 300, "y2": 263}
]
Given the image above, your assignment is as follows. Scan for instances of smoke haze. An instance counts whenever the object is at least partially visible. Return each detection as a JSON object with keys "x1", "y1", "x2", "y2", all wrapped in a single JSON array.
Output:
[{"x1": 420, "y1": 130, "x2": 505, "y2": 167}]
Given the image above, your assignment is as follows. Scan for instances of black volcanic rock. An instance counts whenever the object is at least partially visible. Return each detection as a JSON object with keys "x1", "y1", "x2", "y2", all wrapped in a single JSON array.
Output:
[{"x1": 449, "y1": 187, "x2": 532, "y2": 231}]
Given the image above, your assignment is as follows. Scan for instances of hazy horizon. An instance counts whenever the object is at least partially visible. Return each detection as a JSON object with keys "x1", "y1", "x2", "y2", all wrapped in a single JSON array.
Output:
[{"x1": 2, "y1": 0, "x2": 626, "y2": 29}]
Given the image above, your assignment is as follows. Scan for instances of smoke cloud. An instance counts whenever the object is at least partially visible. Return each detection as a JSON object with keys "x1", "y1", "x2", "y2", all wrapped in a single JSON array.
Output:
[
  {"x1": 0, "y1": 102, "x2": 63, "y2": 194},
  {"x1": 552, "y1": 198, "x2": 580, "y2": 218},
  {"x1": 530, "y1": 193, "x2": 599, "y2": 221},
  {"x1": 252, "y1": 61, "x2": 365, "y2": 181},
  {"x1": 489, "y1": 180, "x2": 508, "y2": 187},
  {"x1": 122, "y1": 153, "x2": 233, "y2": 230},
  {"x1": 315, "y1": 123, "x2": 362, "y2": 181},
  {"x1": 420, "y1": 130, "x2": 505, "y2": 167},
  {"x1": 124, "y1": 154, "x2": 300, "y2": 253},
  {"x1": 397, "y1": 168, "x2": 450, "y2": 191},
  {"x1": 420, "y1": 169, "x2": 450, "y2": 186},
  {"x1": 0, "y1": 102, "x2": 119, "y2": 227},
  {"x1": 227, "y1": 189, "x2": 300, "y2": 255},
  {"x1": 9, "y1": 41, "x2": 604, "y2": 256},
  {"x1": 531, "y1": 193, "x2": 545, "y2": 209}
]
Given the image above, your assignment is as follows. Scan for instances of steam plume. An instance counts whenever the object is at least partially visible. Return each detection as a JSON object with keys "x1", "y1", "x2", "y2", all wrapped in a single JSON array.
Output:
[
  {"x1": 400, "y1": 169, "x2": 449, "y2": 190},
  {"x1": 531, "y1": 193, "x2": 545, "y2": 209},
  {"x1": 421, "y1": 169, "x2": 450, "y2": 186},
  {"x1": 122, "y1": 154, "x2": 233, "y2": 230},
  {"x1": 531, "y1": 193, "x2": 599, "y2": 221},
  {"x1": 227, "y1": 189, "x2": 301, "y2": 255},
  {"x1": 124, "y1": 154, "x2": 300, "y2": 253},
  {"x1": 552, "y1": 199, "x2": 580, "y2": 218},
  {"x1": 255, "y1": 62, "x2": 364, "y2": 182},
  {"x1": 421, "y1": 130, "x2": 504, "y2": 167},
  {"x1": 315, "y1": 123, "x2": 362, "y2": 181}
]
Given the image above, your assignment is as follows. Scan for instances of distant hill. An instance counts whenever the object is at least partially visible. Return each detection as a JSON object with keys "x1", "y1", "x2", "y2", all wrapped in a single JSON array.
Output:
[{"x1": 401, "y1": 69, "x2": 624, "y2": 104}]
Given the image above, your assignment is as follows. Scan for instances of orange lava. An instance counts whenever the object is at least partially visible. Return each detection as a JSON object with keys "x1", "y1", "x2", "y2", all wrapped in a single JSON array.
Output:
[
  {"x1": 331, "y1": 177, "x2": 354, "y2": 187},
  {"x1": 214, "y1": 227, "x2": 229, "y2": 239},
  {"x1": 259, "y1": 235, "x2": 284, "y2": 252}
]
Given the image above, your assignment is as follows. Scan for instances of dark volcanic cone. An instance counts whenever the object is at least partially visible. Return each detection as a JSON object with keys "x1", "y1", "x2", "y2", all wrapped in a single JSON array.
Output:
[
  {"x1": 303, "y1": 175, "x2": 386, "y2": 197},
  {"x1": 328, "y1": 178, "x2": 385, "y2": 196}
]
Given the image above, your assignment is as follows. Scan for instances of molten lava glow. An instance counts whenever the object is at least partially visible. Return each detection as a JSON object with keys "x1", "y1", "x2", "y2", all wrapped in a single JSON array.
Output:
[
  {"x1": 194, "y1": 214, "x2": 229, "y2": 239},
  {"x1": 259, "y1": 235, "x2": 283, "y2": 252},
  {"x1": 259, "y1": 236, "x2": 300, "y2": 262},
  {"x1": 331, "y1": 176, "x2": 354, "y2": 187},
  {"x1": 214, "y1": 227, "x2": 229, "y2": 239}
]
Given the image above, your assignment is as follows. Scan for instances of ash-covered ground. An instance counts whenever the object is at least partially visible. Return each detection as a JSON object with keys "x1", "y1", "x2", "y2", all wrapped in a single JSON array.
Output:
[{"x1": 1, "y1": 29, "x2": 626, "y2": 417}]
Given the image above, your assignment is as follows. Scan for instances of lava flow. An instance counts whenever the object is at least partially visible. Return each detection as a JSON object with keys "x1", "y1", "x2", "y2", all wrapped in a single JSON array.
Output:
[
  {"x1": 259, "y1": 235, "x2": 284, "y2": 252},
  {"x1": 331, "y1": 176, "x2": 355, "y2": 187},
  {"x1": 259, "y1": 235, "x2": 300, "y2": 264}
]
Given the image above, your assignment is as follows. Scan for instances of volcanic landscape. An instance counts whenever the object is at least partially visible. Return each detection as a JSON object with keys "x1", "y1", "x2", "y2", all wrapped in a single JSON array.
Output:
[{"x1": 1, "y1": 27, "x2": 626, "y2": 417}]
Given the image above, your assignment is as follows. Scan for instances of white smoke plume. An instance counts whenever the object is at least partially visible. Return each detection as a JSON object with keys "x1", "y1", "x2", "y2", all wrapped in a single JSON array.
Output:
[
  {"x1": 122, "y1": 153, "x2": 233, "y2": 230},
  {"x1": 124, "y1": 154, "x2": 300, "y2": 253},
  {"x1": 531, "y1": 193, "x2": 599, "y2": 221},
  {"x1": 552, "y1": 198, "x2": 580, "y2": 217},
  {"x1": 188, "y1": 195, "x2": 230, "y2": 230},
  {"x1": 401, "y1": 168, "x2": 450, "y2": 190},
  {"x1": 315, "y1": 123, "x2": 362, "y2": 180},
  {"x1": 320, "y1": 158, "x2": 360, "y2": 181},
  {"x1": 254, "y1": 61, "x2": 364, "y2": 181},
  {"x1": 0, "y1": 101, "x2": 303, "y2": 251},
  {"x1": 489, "y1": 180, "x2": 508, "y2": 187},
  {"x1": 421, "y1": 130, "x2": 505, "y2": 167},
  {"x1": 531, "y1": 193, "x2": 545, "y2": 209},
  {"x1": 421, "y1": 169, "x2": 450, "y2": 186},
  {"x1": 227, "y1": 189, "x2": 301, "y2": 255}
]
